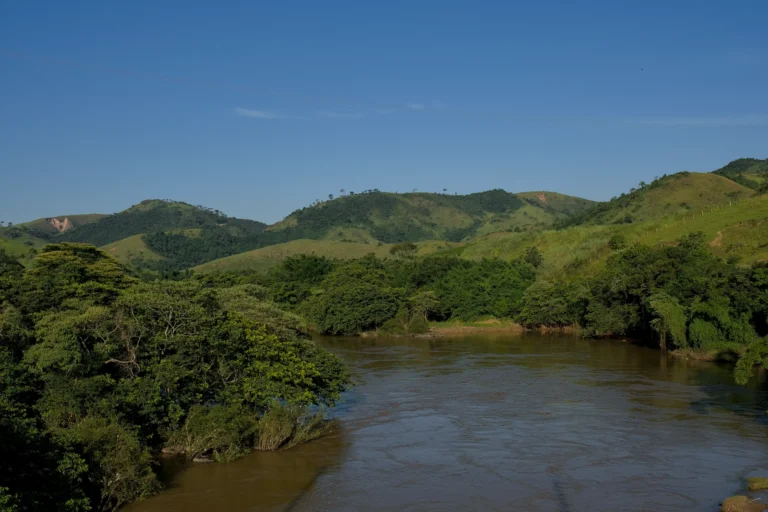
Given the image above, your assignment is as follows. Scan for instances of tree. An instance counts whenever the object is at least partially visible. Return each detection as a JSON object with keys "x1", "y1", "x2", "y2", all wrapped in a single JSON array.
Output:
[
  {"x1": 647, "y1": 292, "x2": 687, "y2": 351},
  {"x1": 340, "y1": 188, "x2": 345, "y2": 196},
  {"x1": 328, "y1": 194, "x2": 334, "y2": 201},
  {"x1": 389, "y1": 242, "x2": 417, "y2": 258},
  {"x1": 408, "y1": 291, "x2": 439, "y2": 320},
  {"x1": 524, "y1": 246, "x2": 543, "y2": 268},
  {"x1": 608, "y1": 234, "x2": 627, "y2": 250}
]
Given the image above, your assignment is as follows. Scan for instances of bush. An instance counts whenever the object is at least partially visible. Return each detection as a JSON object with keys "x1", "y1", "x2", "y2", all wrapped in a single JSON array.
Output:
[
  {"x1": 167, "y1": 405, "x2": 258, "y2": 462},
  {"x1": 518, "y1": 281, "x2": 579, "y2": 328},
  {"x1": 608, "y1": 234, "x2": 626, "y2": 250},
  {"x1": 256, "y1": 404, "x2": 327, "y2": 451}
]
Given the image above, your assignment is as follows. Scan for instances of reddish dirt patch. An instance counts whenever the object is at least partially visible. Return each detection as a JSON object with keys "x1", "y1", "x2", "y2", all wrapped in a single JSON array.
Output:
[
  {"x1": 536, "y1": 192, "x2": 547, "y2": 204},
  {"x1": 47, "y1": 217, "x2": 74, "y2": 232},
  {"x1": 710, "y1": 230, "x2": 723, "y2": 247}
]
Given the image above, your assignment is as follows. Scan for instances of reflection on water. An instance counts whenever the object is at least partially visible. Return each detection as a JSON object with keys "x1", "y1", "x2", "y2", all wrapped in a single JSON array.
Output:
[{"x1": 126, "y1": 333, "x2": 768, "y2": 512}]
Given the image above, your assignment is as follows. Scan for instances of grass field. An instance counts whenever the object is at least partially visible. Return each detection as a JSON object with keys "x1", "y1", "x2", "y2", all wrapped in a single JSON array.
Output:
[
  {"x1": 463, "y1": 193, "x2": 768, "y2": 279},
  {"x1": 101, "y1": 234, "x2": 165, "y2": 264},
  {"x1": 193, "y1": 239, "x2": 460, "y2": 273}
]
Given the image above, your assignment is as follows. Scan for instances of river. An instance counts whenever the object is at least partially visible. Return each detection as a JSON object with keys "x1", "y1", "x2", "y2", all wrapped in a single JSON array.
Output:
[{"x1": 125, "y1": 333, "x2": 768, "y2": 511}]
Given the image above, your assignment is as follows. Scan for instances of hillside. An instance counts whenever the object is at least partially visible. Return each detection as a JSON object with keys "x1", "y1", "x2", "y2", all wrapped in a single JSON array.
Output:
[
  {"x1": 462, "y1": 191, "x2": 768, "y2": 280},
  {"x1": 19, "y1": 213, "x2": 106, "y2": 238},
  {"x1": 712, "y1": 157, "x2": 768, "y2": 190},
  {"x1": 268, "y1": 189, "x2": 595, "y2": 243},
  {"x1": 3, "y1": 190, "x2": 593, "y2": 272},
  {"x1": 104, "y1": 190, "x2": 592, "y2": 270},
  {"x1": 59, "y1": 200, "x2": 267, "y2": 246},
  {"x1": 193, "y1": 239, "x2": 459, "y2": 274},
  {"x1": 562, "y1": 172, "x2": 753, "y2": 227}
]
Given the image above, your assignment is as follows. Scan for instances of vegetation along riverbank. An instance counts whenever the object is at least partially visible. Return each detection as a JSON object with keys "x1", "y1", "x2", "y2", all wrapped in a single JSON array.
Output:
[{"x1": 4, "y1": 160, "x2": 768, "y2": 510}]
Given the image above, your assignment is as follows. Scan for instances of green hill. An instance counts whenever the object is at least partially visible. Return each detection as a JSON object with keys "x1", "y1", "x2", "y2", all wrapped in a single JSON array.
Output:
[
  {"x1": 6, "y1": 191, "x2": 593, "y2": 272},
  {"x1": 193, "y1": 239, "x2": 459, "y2": 274},
  {"x1": 59, "y1": 200, "x2": 266, "y2": 246},
  {"x1": 462, "y1": 191, "x2": 768, "y2": 280},
  {"x1": 18, "y1": 213, "x2": 106, "y2": 238},
  {"x1": 712, "y1": 157, "x2": 768, "y2": 190},
  {"x1": 101, "y1": 234, "x2": 165, "y2": 265},
  {"x1": 104, "y1": 190, "x2": 591, "y2": 270},
  {"x1": 562, "y1": 172, "x2": 753, "y2": 227},
  {"x1": 268, "y1": 189, "x2": 594, "y2": 243}
]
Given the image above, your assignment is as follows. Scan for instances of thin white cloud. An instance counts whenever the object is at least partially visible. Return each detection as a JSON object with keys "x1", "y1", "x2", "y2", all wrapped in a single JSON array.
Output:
[
  {"x1": 407, "y1": 103, "x2": 426, "y2": 111},
  {"x1": 235, "y1": 107, "x2": 286, "y2": 119},
  {"x1": 316, "y1": 110, "x2": 365, "y2": 119},
  {"x1": 631, "y1": 115, "x2": 768, "y2": 127}
]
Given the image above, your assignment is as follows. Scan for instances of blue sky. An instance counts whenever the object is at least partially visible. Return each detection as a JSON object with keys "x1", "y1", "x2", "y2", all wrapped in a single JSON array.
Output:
[{"x1": 1, "y1": 1, "x2": 767, "y2": 224}]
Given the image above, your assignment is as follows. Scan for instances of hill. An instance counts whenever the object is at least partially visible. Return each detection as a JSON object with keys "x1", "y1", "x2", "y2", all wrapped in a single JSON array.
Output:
[
  {"x1": 712, "y1": 157, "x2": 768, "y2": 190},
  {"x1": 193, "y1": 239, "x2": 459, "y2": 274},
  {"x1": 59, "y1": 199, "x2": 267, "y2": 247},
  {"x1": 462, "y1": 191, "x2": 768, "y2": 280},
  {"x1": 561, "y1": 172, "x2": 753, "y2": 227},
  {"x1": 5, "y1": 191, "x2": 592, "y2": 272},
  {"x1": 106, "y1": 190, "x2": 592, "y2": 270},
  {"x1": 18, "y1": 213, "x2": 106, "y2": 239},
  {"x1": 267, "y1": 189, "x2": 595, "y2": 243}
]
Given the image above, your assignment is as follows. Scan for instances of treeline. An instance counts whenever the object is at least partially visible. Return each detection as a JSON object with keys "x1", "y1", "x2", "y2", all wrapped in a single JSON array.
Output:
[
  {"x1": 0, "y1": 244, "x2": 349, "y2": 511},
  {"x1": 257, "y1": 247, "x2": 541, "y2": 335},
  {"x1": 255, "y1": 234, "x2": 768, "y2": 383}
]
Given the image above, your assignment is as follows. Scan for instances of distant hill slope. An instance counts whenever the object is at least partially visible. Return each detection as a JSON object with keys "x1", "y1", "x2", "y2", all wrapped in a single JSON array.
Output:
[
  {"x1": 59, "y1": 199, "x2": 267, "y2": 247},
  {"x1": 463, "y1": 191, "x2": 768, "y2": 280},
  {"x1": 19, "y1": 213, "x2": 106, "y2": 238},
  {"x1": 712, "y1": 158, "x2": 768, "y2": 190},
  {"x1": 193, "y1": 239, "x2": 459, "y2": 274},
  {"x1": 269, "y1": 189, "x2": 595, "y2": 243},
  {"x1": 105, "y1": 189, "x2": 592, "y2": 270},
  {"x1": 562, "y1": 172, "x2": 753, "y2": 227}
]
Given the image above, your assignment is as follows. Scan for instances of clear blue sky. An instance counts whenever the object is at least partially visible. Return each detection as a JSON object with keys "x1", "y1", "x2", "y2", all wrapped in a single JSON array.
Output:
[{"x1": 1, "y1": 1, "x2": 766, "y2": 224}]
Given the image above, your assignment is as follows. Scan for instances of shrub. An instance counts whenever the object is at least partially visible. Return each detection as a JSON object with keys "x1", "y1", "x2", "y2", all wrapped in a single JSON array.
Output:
[{"x1": 256, "y1": 404, "x2": 327, "y2": 451}]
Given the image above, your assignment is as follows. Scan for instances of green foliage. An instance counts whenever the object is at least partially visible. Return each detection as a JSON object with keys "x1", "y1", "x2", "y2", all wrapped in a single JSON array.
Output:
[
  {"x1": 167, "y1": 404, "x2": 259, "y2": 462},
  {"x1": 712, "y1": 157, "x2": 768, "y2": 190},
  {"x1": 389, "y1": 242, "x2": 418, "y2": 257},
  {"x1": 433, "y1": 259, "x2": 535, "y2": 320},
  {"x1": 559, "y1": 172, "x2": 753, "y2": 228},
  {"x1": 0, "y1": 243, "x2": 350, "y2": 510},
  {"x1": 256, "y1": 403, "x2": 326, "y2": 451},
  {"x1": 518, "y1": 281, "x2": 581, "y2": 328},
  {"x1": 303, "y1": 263, "x2": 404, "y2": 334},
  {"x1": 647, "y1": 292, "x2": 687, "y2": 349},
  {"x1": 524, "y1": 246, "x2": 543, "y2": 268},
  {"x1": 60, "y1": 200, "x2": 266, "y2": 247},
  {"x1": 608, "y1": 234, "x2": 627, "y2": 250}
]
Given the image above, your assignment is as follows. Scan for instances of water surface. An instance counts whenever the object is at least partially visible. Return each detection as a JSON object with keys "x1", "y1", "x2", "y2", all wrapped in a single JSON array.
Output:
[{"x1": 127, "y1": 334, "x2": 768, "y2": 511}]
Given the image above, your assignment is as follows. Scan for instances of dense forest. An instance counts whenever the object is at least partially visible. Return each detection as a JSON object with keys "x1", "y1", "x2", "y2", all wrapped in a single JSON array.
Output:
[{"x1": 0, "y1": 244, "x2": 349, "y2": 511}]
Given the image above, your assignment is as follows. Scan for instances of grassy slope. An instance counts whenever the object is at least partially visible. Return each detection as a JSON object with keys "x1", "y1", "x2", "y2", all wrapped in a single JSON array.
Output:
[
  {"x1": 567, "y1": 172, "x2": 753, "y2": 226},
  {"x1": 712, "y1": 158, "x2": 768, "y2": 189},
  {"x1": 270, "y1": 190, "x2": 595, "y2": 243},
  {"x1": 100, "y1": 235, "x2": 165, "y2": 264},
  {"x1": 463, "y1": 193, "x2": 768, "y2": 279},
  {"x1": 193, "y1": 239, "x2": 459, "y2": 273}
]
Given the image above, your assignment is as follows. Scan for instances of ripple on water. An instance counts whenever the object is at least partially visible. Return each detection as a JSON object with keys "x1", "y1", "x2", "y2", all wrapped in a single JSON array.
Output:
[{"x1": 127, "y1": 334, "x2": 768, "y2": 512}]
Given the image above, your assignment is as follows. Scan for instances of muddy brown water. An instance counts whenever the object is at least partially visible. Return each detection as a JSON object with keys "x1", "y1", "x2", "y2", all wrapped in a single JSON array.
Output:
[{"x1": 125, "y1": 334, "x2": 768, "y2": 512}]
